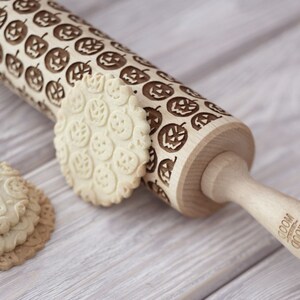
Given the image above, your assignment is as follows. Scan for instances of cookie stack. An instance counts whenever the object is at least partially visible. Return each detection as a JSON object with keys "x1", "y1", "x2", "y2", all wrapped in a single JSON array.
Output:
[{"x1": 0, "y1": 162, "x2": 55, "y2": 271}]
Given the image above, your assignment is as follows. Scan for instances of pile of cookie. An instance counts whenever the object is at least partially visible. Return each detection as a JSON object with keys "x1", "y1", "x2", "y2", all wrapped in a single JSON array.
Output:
[{"x1": 0, "y1": 162, "x2": 55, "y2": 271}]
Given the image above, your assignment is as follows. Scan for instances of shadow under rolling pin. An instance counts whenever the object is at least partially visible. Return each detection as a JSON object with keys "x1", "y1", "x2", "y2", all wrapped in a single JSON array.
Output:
[{"x1": 0, "y1": 0, "x2": 299, "y2": 259}]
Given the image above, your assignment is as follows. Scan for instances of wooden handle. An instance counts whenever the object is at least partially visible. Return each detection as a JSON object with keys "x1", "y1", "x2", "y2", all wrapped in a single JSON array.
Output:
[{"x1": 201, "y1": 151, "x2": 300, "y2": 259}]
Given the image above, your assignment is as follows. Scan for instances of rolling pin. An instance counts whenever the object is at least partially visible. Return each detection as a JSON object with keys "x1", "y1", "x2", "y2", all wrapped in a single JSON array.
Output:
[{"x1": 0, "y1": 0, "x2": 299, "y2": 259}]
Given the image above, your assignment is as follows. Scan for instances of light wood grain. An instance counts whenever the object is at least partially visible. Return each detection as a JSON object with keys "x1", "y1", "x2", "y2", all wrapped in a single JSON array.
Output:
[
  {"x1": 207, "y1": 248, "x2": 300, "y2": 300},
  {"x1": 0, "y1": 0, "x2": 300, "y2": 299}
]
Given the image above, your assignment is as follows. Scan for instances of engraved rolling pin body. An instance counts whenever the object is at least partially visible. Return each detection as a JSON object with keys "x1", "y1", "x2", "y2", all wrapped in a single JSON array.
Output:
[{"x1": 1, "y1": 1, "x2": 300, "y2": 259}]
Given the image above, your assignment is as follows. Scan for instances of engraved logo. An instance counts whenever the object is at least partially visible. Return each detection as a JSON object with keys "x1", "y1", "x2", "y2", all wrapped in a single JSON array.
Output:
[{"x1": 278, "y1": 213, "x2": 300, "y2": 249}]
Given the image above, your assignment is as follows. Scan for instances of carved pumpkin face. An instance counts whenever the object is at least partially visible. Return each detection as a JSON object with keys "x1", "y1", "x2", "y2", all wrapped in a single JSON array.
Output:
[
  {"x1": 53, "y1": 23, "x2": 82, "y2": 41},
  {"x1": 205, "y1": 101, "x2": 231, "y2": 116},
  {"x1": 180, "y1": 85, "x2": 205, "y2": 99},
  {"x1": 70, "y1": 151, "x2": 93, "y2": 180},
  {"x1": 113, "y1": 148, "x2": 139, "y2": 175},
  {"x1": 167, "y1": 97, "x2": 199, "y2": 117},
  {"x1": 158, "y1": 123, "x2": 188, "y2": 153},
  {"x1": 158, "y1": 157, "x2": 177, "y2": 186},
  {"x1": 75, "y1": 37, "x2": 104, "y2": 56},
  {"x1": 0, "y1": 7, "x2": 7, "y2": 29},
  {"x1": 146, "y1": 146, "x2": 157, "y2": 173},
  {"x1": 94, "y1": 164, "x2": 116, "y2": 194},
  {"x1": 90, "y1": 133, "x2": 113, "y2": 161},
  {"x1": 157, "y1": 71, "x2": 179, "y2": 83},
  {"x1": 46, "y1": 80, "x2": 65, "y2": 106},
  {"x1": 97, "y1": 51, "x2": 126, "y2": 70},
  {"x1": 143, "y1": 81, "x2": 174, "y2": 101},
  {"x1": 33, "y1": 10, "x2": 61, "y2": 27},
  {"x1": 148, "y1": 180, "x2": 170, "y2": 204},
  {"x1": 13, "y1": 0, "x2": 40, "y2": 14},
  {"x1": 111, "y1": 41, "x2": 133, "y2": 53},
  {"x1": 89, "y1": 27, "x2": 110, "y2": 39},
  {"x1": 4, "y1": 20, "x2": 28, "y2": 45},
  {"x1": 68, "y1": 120, "x2": 90, "y2": 148},
  {"x1": 120, "y1": 66, "x2": 150, "y2": 85},
  {"x1": 191, "y1": 112, "x2": 221, "y2": 131},
  {"x1": 25, "y1": 34, "x2": 48, "y2": 59},
  {"x1": 144, "y1": 106, "x2": 162, "y2": 135},
  {"x1": 133, "y1": 55, "x2": 156, "y2": 68},
  {"x1": 45, "y1": 47, "x2": 70, "y2": 73},
  {"x1": 84, "y1": 98, "x2": 109, "y2": 127},
  {"x1": 108, "y1": 111, "x2": 133, "y2": 140},
  {"x1": 5, "y1": 53, "x2": 24, "y2": 78},
  {"x1": 25, "y1": 66, "x2": 44, "y2": 92},
  {"x1": 66, "y1": 62, "x2": 92, "y2": 86}
]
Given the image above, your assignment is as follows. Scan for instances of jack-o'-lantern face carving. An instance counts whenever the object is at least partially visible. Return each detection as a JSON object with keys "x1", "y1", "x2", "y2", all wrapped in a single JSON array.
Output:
[
  {"x1": 144, "y1": 106, "x2": 162, "y2": 135},
  {"x1": 25, "y1": 34, "x2": 48, "y2": 59},
  {"x1": 120, "y1": 66, "x2": 150, "y2": 85},
  {"x1": 113, "y1": 148, "x2": 139, "y2": 175},
  {"x1": 67, "y1": 120, "x2": 90, "y2": 148},
  {"x1": 204, "y1": 101, "x2": 231, "y2": 116},
  {"x1": 46, "y1": 79, "x2": 65, "y2": 106},
  {"x1": 146, "y1": 146, "x2": 157, "y2": 173},
  {"x1": 25, "y1": 65, "x2": 44, "y2": 92},
  {"x1": 108, "y1": 111, "x2": 133, "y2": 140},
  {"x1": 158, "y1": 123, "x2": 188, "y2": 153},
  {"x1": 180, "y1": 85, "x2": 205, "y2": 99},
  {"x1": 13, "y1": 0, "x2": 40, "y2": 14},
  {"x1": 90, "y1": 133, "x2": 114, "y2": 161},
  {"x1": 143, "y1": 81, "x2": 174, "y2": 101},
  {"x1": 75, "y1": 37, "x2": 104, "y2": 56},
  {"x1": 66, "y1": 62, "x2": 92, "y2": 86},
  {"x1": 167, "y1": 97, "x2": 199, "y2": 117},
  {"x1": 97, "y1": 51, "x2": 126, "y2": 70},
  {"x1": 148, "y1": 180, "x2": 170, "y2": 204},
  {"x1": 84, "y1": 98, "x2": 109, "y2": 127},
  {"x1": 94, "y1": 164, "x2": 116, "y2": 194},
  {"x1": 158, "y1": 157, "x2": 177, "y2": 186},
  {"x1": 111, "y1": 41, "x2": 133, "y2": 53},
  {"x1": 4, "y1": 20, "x2": 28, "y2": 45},
  {"x1": 5, "y1": 52, "x2": 24, "y2": 78},
  {"x1": 45, "y1": 47, "x2": 70, "y2": 73},
  {"x1": 157, "y1": 71, "x2": 179, "y2": 83},
  {"x1": 0, "y1": 7, "x2": 7, "y2": 29},
  {"x1": 133, "y1": 55, "x2": 156, "y2": 68},
  {"x1": 33, "y1": 10, "x2": 61, "y2": 27},
  {"x1": 70, "y1": 151, "x2": 93, "y2": 180},
  {"x1": 191, "y1": 112, "x2": 221, "y2": 131},
  {"x1": 53, "y1": 23, "x2": 82, "y2": 41}
]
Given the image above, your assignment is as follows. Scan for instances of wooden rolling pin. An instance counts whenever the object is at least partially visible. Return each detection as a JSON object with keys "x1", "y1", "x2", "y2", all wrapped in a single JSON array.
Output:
[{"x1": 0, "y1": 0, "x2": 299, "y2": 259}]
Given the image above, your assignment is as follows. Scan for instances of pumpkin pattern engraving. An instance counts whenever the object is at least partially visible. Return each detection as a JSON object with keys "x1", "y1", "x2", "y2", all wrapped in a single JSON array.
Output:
[
  {"x1": 33, "y1": 10, "x2": 61, "y2": 27},
  {"x1": 167, "y1": 97, "x2": 199, "y2": 117},
  {"x1": 25, "y1": 34, "x2": 48, "y2": 59},
  {"x1": 13, "y1": 0, "x2": 40, "y2": 14},
  {"x1": 53, "y1": 23, "x2": 82, "y2": 41},
  {"x1": 66, "y1": 61, "x2": 92, "y2": 86},
  {"x1": 45, "y1": 47, "x2": 70, "y2": 73},
  {"x1": 143, "y1": 81, "x2": 174, "y2": 101},
  {"x1": 111, "y1": 41, "x2": 133, "y2": 54},
  {"x1": 205, "y1": 101, "x2": 231, "y2": 116},
  {"x1": 133, "y1": 55, "x2": 155, "y2": 68},
  {"x1": 0, "y1": 7, "x2": 7, "y2": 29},
  {"x1": 120, "y1": 66, "x2": 150, "y2": 85},
  {"x1": 144, "y1": 106, "x2": 162, "y2": 135},
  {"x1": 146, "y1": 147, "x2": 157, "y2": 173},
  {"x1": 156, "y1": 71, "x2": 179, "y2": 83},
  {"x1": 47, "y1": 1, "x2": 68, "y2": 12},
  {"x1": 97, "y1": 51, "x2": 126, "y2": 70},
  {"x1": 158, "y1": 123, "x2": 188, "y2": 153},
  {"x1": 4, "y1": 20, "x2": 28, "y2": 45},
  {"x1": 75, "y1": 37, "x2": 104, "y2": 56},
  {"x1": 191, "y1": 112, "x2": 221, "y2": 131},
  {"x1": 25, "y1": 65, "x2": 44, "y2": 92},
  {"x1": 180, "y1": 85, "x2": 205, "y2": 99},
  {"x1": 5, "y1": 52, "x2": 24, "y2": 78},
  {"x1": 46, "y1": 79, "x2": 65, "y2": 106},
  {"x1": 148, "y1": 180, "x2": 170, "y2": 204},
  {"x1": 158, "y1": 157, "x2": 177, "y2": 186},
  {"x1": 89, "y1": 27, "x2": 110, "y2": 39}
]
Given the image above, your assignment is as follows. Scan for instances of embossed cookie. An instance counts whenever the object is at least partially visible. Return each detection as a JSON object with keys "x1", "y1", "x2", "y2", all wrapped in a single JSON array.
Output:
[
  {"x1": 54, "y1": 73, "x2": 151, "y2": 206},
  {"x1": 0, "y1": 183, "x2": 55, "y2": 271},
  {"x1": 0, "y1": 162, "x2": 30, "y2": 235}
]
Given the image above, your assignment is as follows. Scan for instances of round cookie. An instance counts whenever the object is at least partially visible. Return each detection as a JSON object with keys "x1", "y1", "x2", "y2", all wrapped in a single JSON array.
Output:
[
  {"x1": 0, "y1": 183, "x2": 55, "y2": 271},
  {"x1": 54, "y1": 73, "x2": 151, "y2": 206},
  {"x1": 0, "y1": 162, "x2": 30, "y2": 235}
]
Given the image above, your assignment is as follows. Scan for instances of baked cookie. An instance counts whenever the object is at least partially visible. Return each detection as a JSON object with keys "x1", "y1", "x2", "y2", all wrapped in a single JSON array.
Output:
[{"x1": 54, "y1": 73, "x2": 151, "y2": 206}]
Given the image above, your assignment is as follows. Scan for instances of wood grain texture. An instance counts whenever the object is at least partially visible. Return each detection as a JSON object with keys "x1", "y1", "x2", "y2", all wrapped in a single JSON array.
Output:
[
  {"x1": 207, "y1": 248, "x2": 300, "y2": 300},
  {"x1": 0, "y1": 0, "x2": 300, "y2": 299}
]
